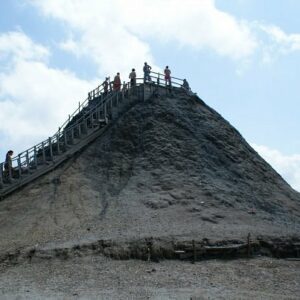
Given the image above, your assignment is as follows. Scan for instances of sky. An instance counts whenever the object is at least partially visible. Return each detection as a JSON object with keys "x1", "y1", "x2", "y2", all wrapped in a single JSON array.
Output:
[{"x1": 0, "y1": 0, "x2": 299, "y2": 191}]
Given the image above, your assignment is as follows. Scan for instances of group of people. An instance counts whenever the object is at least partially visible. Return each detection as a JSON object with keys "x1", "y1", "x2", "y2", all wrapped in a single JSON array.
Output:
[{"x1": 101, "y1": 63, "x2": 181, "y2": 94}]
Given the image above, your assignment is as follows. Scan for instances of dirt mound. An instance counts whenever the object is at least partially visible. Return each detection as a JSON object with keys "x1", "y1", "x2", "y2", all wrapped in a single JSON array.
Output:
[{"x1": 0, "y1": 89, "x2": 299, "y2": 256}]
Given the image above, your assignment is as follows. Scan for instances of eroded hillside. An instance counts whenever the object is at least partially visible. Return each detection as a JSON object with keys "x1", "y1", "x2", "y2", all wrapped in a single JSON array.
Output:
[{"x1": 0, "y1": 89, "x2": 299, "y2": 258}]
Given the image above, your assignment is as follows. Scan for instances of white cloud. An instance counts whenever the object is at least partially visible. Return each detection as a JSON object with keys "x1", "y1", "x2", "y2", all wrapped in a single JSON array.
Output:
[
  {"x1": 0, "y1": 31, "x2": 49, "y2": 63},
  {"x1": 25, "y1": 0, "x2": 300, "y2": 72},
  {"x1": 28, "y1": 0, "x2": 258, "y2": 74},
  {"x1": 260, "y1": 24, "x2": 300, "y2": 53},
  {"x1": 251, "y1": 23, "x2": 300, "y2": 64},
  {"x1": 0, "y1": 31, "x2": 94, "y2": 157},
  {"x1": 252, "y1": 144, "x2": 300, "y2": 192}
]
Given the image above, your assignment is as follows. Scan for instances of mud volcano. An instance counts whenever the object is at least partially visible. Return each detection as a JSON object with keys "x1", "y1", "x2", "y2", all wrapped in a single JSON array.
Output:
[{"x1": 0, "y1": 87, "x2": 300, "y2": 264}]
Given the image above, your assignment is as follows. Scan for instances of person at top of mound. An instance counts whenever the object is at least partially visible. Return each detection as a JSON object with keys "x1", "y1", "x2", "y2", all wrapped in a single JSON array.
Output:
[
  {"x1": 113, "y1": 72, "x2": 121, "y2": 91},
  {"x1": 164, "y1": 66, "x2": 171, "y2": 86},
  {"x1": 143, "y1": 62, "x2": 152, "y2": 82},
  {"x1": 129, "y1": 68, "x2": 136, "y2": 87}
]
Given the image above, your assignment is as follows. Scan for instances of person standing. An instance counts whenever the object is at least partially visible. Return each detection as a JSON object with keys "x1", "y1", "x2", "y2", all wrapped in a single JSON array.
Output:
[
  {"x1": 182, "y1": 79, "x2": 190, "y2": 91},
  {"x1": 113, "y1": 72, "x2": 121, "y2": 91},
  {"x1": 103, "y1": 77, "x2": 109, "y2": 96},
  {"x1": 4, "y1": 150, "x2": 13, "y2": 180},
  {"x1": 129, "y1": 68, "x2": 136, "y2": 87},
  {"x1": 164, "y1": 66, "x2": 171, "y2": 86},
  {"x1": 143, "y1": 62, "x2": 152, "y2": 82}
]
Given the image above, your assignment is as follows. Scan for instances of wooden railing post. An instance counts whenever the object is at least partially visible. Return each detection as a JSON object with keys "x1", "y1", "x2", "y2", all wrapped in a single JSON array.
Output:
[
  {"x1": 84, "y1": 117, "x2": 88, "y2": 132},
  {"x1": 63, "y1": 130, "x2": 68, "y2": 147},
  {"x1": 41, "y1": 142, "x2": 46, "y2": 164},
  {"x1": 34, "y1": 146, "x2": 38, "y2": 168},
  {"x1": 48, "y1": 138, "x2": 53, "y2": 161},
  {"x1": 71, "y1": 127, "x2": 75, "y2": 144},
  {"x1": 77, "y1": 122, "x2": 81, "y2": 137},
  {"x1": 56, "y1": 133, "x2": 60, "y2": 154},
  {"x1": 26, "y1": 151, "x2": 30, "y2": 168},
  {"x1": 17, "y1": 155, "x2": 22, "y2": 178}
]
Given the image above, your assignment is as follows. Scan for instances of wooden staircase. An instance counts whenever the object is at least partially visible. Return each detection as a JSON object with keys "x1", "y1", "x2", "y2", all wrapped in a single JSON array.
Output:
[{"x1": 0, "y1": 73, "x2": 186, "y2": 199}]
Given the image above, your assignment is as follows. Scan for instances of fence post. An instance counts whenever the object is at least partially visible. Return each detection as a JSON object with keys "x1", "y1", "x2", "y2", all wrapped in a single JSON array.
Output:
[{"x1": 48, "y1": 138, "x2": 53, "y2": 161}]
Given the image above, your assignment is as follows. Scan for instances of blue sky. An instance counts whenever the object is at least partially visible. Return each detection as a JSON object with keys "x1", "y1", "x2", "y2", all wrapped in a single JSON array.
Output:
[{"x1": 0, "y1": 0, "x2": 299, "y2": 191}]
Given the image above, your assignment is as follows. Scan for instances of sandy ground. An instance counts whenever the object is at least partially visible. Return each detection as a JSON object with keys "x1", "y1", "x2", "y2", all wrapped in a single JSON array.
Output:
[{"x1": 0, "y1": 256, "x2": 299, "y2": 299}]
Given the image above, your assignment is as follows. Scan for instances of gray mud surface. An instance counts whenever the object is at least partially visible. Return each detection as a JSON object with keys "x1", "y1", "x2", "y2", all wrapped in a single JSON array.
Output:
[
  {"x1": 0, "y1": 256, "x2": 299, "y2": 299},
  {"x1": 0, "y1": 89, "x2": 299, "y2": 299}
]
